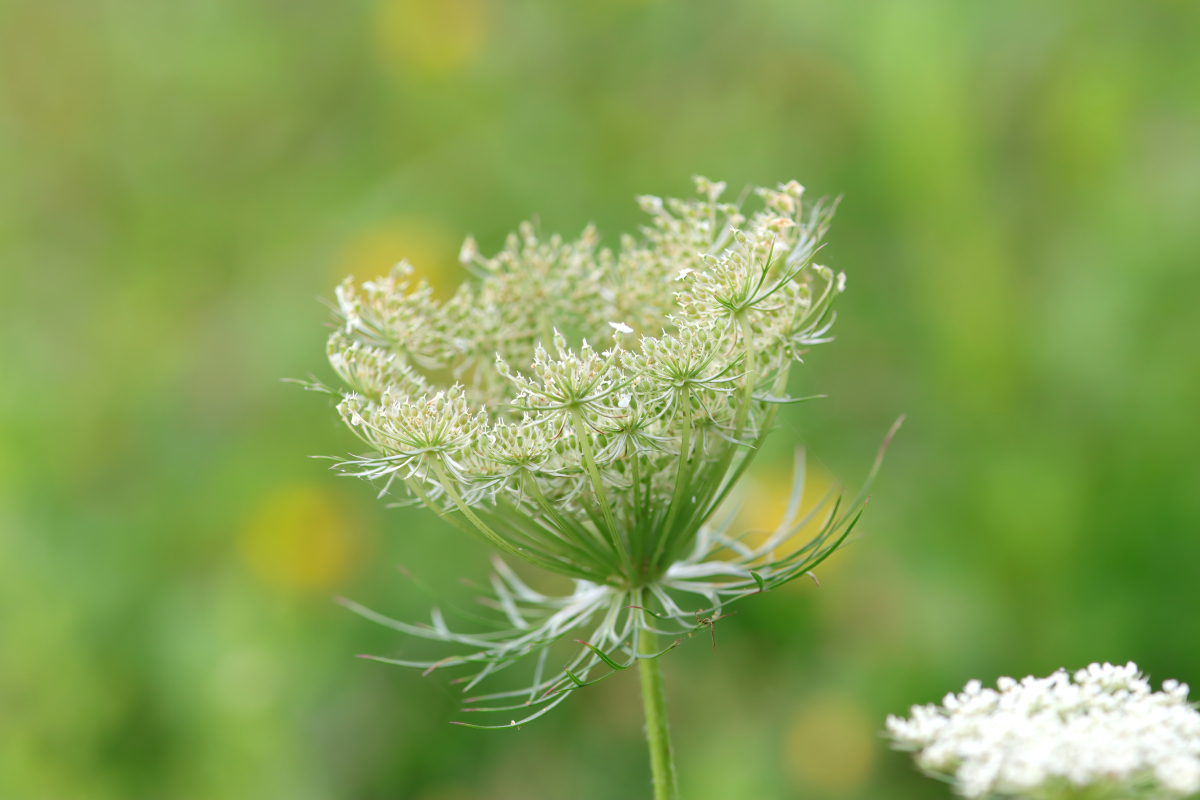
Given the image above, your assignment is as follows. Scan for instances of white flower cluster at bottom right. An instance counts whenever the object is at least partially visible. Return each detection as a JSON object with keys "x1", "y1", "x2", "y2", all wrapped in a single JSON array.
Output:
[{"x1": 887, "y1": 662, "x2": 1200, "y2": 799}]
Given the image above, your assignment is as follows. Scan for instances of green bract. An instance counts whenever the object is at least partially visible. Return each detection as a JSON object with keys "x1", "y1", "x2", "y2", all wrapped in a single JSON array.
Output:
[{"x1": 314, "y1": 177, "x2": 893, "y2": 728}]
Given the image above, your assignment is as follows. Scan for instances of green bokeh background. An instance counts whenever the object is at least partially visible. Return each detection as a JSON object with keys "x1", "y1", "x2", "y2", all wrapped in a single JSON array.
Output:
[{"x1": 3, "y1": 1, "x2": 1199, "y2": 798}]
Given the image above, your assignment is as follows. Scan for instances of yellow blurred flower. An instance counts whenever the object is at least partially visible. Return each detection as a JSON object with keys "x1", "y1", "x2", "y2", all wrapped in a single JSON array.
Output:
[
  {"x1": 374, "y1": 0, "x2": 486, "y2": 77},
  {"x1": 735, "y1": 459, "x2": 838, "y2": 571},
  {"x1": 239, "y1": 485, "x2": 359, "y2": 592}
]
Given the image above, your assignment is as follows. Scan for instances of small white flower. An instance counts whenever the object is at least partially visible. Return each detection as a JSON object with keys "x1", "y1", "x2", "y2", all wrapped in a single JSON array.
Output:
[
  {"x1": 674, "y1": 268, "x2": 693, "y2": 281},
  {"x1": 887, "y1": 662, "x2": 1200, "y2": 800},
  {"x1": 608, "y1": 321, "x2": 634, "y2": 334}
]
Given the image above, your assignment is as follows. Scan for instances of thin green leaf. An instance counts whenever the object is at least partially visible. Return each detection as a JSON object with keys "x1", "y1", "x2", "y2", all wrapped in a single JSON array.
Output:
[{"x1": 574, "y1": 640, "x2": 630, "y2": 671}]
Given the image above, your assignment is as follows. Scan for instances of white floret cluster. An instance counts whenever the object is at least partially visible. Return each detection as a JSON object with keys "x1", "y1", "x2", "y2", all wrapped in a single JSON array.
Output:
[{"x1": 887, "y1": 662, "x2": 1200, "y2": 800}]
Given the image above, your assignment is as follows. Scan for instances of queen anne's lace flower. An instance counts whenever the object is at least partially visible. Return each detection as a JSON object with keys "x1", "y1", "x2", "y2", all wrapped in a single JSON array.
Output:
[
  {"x1": 310, "y1": 177, "x2": 898, "y2": 728},
  {"x1": 887, "y1": 662, "x2": 1200, "y2": 799}
]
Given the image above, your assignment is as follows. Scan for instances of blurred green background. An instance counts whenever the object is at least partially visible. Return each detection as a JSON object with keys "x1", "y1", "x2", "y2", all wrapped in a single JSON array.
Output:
[{"x1": 3, "y1": 0, "x2": 1199, "y2": 798}]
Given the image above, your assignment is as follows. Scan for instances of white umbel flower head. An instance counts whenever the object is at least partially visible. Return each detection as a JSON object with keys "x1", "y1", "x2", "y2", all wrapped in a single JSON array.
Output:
[
  {"x1": 306, "y1": 177, "x2": 900, "y2": 729},
  {"x1": 887, "y1": 662, "x2": 1200, "y2": 800}
]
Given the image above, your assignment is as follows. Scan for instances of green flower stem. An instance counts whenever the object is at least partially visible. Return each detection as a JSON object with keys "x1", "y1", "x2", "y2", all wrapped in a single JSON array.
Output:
[
  {"x1": 701, "y1": 364, "x2": 789, "y2": 519},
  {"x1": 630, "y1": 453, "x2": 644, "y2": 564},
  {"x1": 659, "y1": 315, "x2": 762, "y2": 566},
  {"x1": 429, "y1": 460, "x2": 535, "y2": 565},
  {"x1": 684, "y1": 311, "x2": 763, "y2": 525},
  {"x1": 734, "y1": 312, "x2": 759, "y2": 441},
  {"x1": 654, "y1": 386, "x2": 692, "y2": 568},
  {"x1": 570, "y1": 408, "x2": 630, "y2": 571},
  {"x1": 638, "y1": 626, "x2": 679, "y2": 800},
  {"x1": 523, "y1": 472, "x2": 619, "y2": 572},
  {"x1": 404, "y1": 476, "x2": 479, "y2": 540}
]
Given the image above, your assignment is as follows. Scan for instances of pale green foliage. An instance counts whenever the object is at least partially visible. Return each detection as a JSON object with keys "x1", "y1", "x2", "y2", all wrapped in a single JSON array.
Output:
[{"x1": 316, "y1": 178, "x2": 889, "y2": 727}]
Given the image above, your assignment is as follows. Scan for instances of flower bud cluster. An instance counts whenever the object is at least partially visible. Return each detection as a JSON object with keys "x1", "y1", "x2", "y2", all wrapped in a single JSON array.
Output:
[
  {"x1": 327, "y1": 332, "x2": 428, "y2": 402},
  {"x1": 497, "y1": 331, "x2": 623, "y2": 424},
  {"x1": 326, "y1": 177, "x2": 844, "y2": 584},
  {"x1": 887, "y1": 662, "x2": 1200, "y2": 799},
  {"x1": 622, "y1": 324, "x2": 737, "y2": 416},
  {"x1": 319, "y1": 178, "x2": 902, "y2": 730},
  {"x1": 338, "y1": 386, "x2": 486, "y2": 482},
  {"x1": 479, "y1": 418, "x2": 554, "y2": 472},
  {"x1": 334, "y1": 261, "x2": 459, "y2": 370}
]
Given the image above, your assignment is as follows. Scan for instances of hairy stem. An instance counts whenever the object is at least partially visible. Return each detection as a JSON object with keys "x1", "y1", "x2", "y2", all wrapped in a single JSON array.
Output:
[{"x1": 638, "y1": 627, "x2": 679, "y2": 800}]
